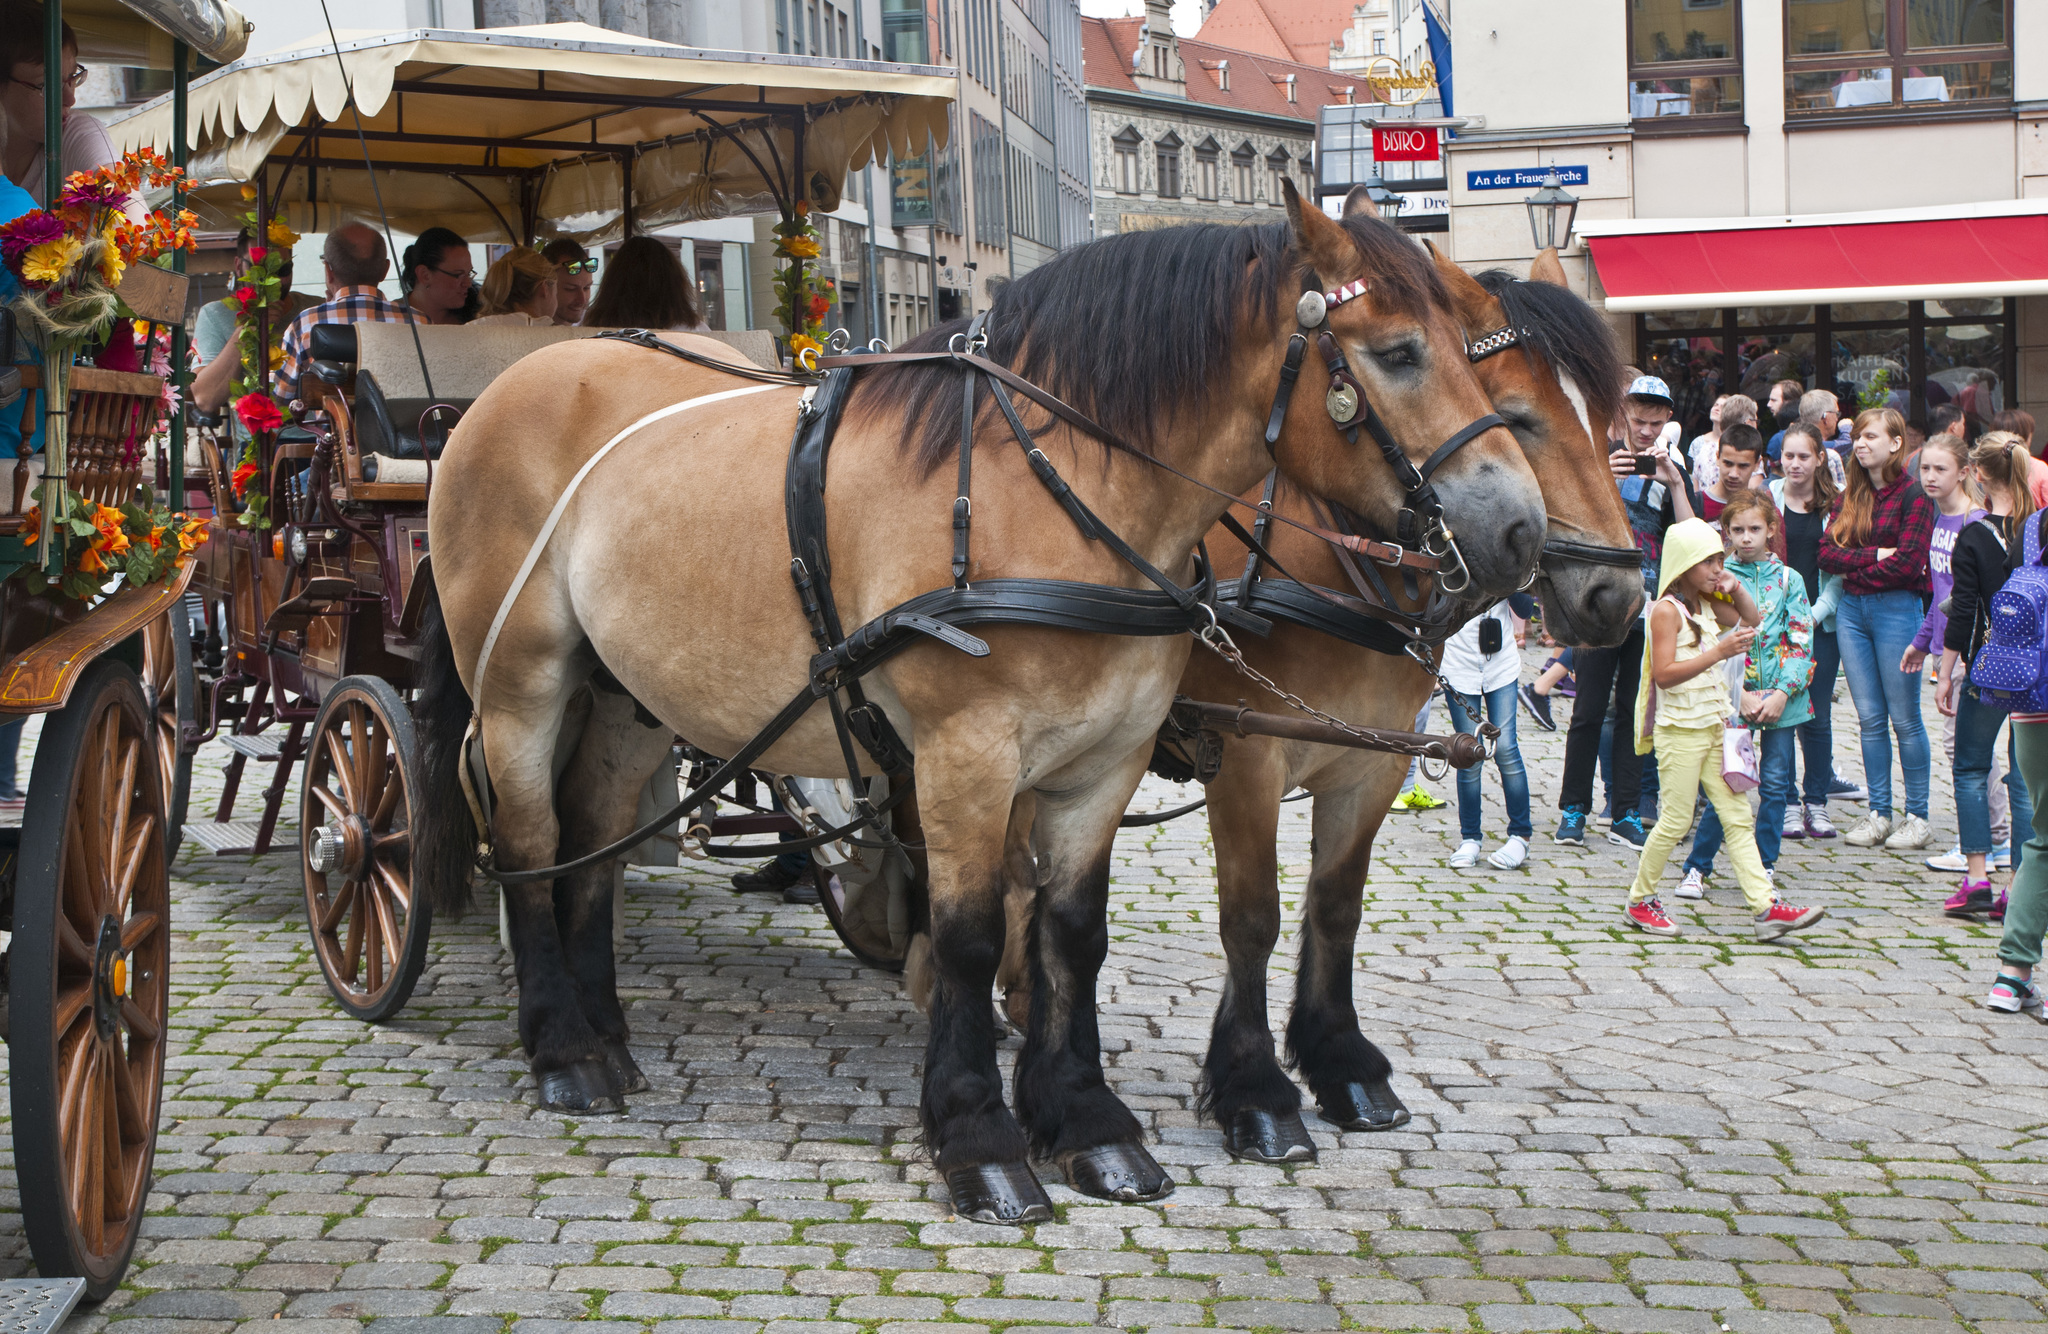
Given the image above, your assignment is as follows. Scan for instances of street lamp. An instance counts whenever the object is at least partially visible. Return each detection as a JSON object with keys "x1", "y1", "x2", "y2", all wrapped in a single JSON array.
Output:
[
  {"x1": 1524, "y1": 170, "x2": 1578, "y2": 251},
  {"x1": 1364, "y1": 173, "x2": 1404, "y2": 223}
]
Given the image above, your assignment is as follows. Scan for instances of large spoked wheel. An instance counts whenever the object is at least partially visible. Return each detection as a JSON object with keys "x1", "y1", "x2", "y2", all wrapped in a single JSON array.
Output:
[
  {"x1": 11, "y1": 658, "x2": 171, "y2": 1301},
  {"x1": 301, "y1": 676, "x2": 430, "y2": 1022},
  {"x1": 140, "y1": 607, "x2": 195, "y2": 858}
]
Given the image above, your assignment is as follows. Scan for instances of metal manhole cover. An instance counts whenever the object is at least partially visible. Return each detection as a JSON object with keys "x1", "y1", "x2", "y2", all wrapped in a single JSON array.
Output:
[{"x1": 0, "y1": 1280, "x2": 86, "y2": 1334}]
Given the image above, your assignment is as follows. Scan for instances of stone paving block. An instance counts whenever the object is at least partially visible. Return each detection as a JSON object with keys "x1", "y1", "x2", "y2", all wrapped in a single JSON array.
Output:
[
  {"x1": 1208, "y1": 1300, "x2": 1342, "y2": 1329},
  {"x1": 1337, "y1": 1303, "x2": 1472, "y2": 1329},
  {"x1": 1477, "y1": 1305, "x2": 1583, "y2": 1332}
]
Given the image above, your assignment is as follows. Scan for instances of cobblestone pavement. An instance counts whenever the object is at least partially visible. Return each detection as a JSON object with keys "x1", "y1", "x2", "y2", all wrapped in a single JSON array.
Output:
[{"x1": 8, "y1": 652, "x2": 2048, "y2": 1334}]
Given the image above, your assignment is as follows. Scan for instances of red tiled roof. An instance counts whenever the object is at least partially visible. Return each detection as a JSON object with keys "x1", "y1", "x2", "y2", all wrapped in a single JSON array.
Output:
[
  {"x1": 1082, "y1": 16, "x2": 1382, "y2": 123},
  {"x1": 1194, "y1": 0, "x2": 1357, "y2": 68}
]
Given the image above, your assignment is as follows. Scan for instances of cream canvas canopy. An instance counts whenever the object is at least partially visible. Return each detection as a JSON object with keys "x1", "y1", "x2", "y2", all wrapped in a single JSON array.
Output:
[{"x1": 109, "y1": 23, "x2": 955, "y2": 243}]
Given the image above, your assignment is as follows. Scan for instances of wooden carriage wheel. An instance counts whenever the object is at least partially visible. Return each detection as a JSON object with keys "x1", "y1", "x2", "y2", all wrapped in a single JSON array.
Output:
[
  {"x1": 300, "y1": 676, "x2": 431, "y2": 1022},
  {"x1": 139, "y1": 606, "x2": 195, "y2": 856},
  {"x1": 11, "y1": 658, "x2": 171, "y2": 1300}
]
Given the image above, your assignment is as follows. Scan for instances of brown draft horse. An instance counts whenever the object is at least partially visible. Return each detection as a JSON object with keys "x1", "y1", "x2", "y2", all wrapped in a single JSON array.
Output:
[
  {"x1": 410, "y1": 187, "x2": 1546, "y2": 1221},
  {"x1": 990, "y1": 243, "x2": 1645, "y2": 1163}
]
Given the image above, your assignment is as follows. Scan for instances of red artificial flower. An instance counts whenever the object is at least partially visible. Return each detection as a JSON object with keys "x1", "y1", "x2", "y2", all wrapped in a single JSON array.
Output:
[
  {"x1": 234, "y1": 391, "x2": 284, "y2": 434},
  {"x1": 247, "y1": 245, "x2": 267, "y2": 262},
  {"x1": 230, "y1": 461, "x2": 258, "y2": 498}
]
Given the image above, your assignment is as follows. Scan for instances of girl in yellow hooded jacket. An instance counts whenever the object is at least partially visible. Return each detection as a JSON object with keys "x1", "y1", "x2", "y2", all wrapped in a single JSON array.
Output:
[{"x1": 1624, "y1": 518, "x2": 1829, "y2": 942}]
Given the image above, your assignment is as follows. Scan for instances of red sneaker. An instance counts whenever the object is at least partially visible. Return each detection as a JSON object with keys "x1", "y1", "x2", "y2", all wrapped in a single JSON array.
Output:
[
  {"x1": 1754, "y1": 900, "x2": 1826, "y2": 941},
  {"x1": 1624, "y1": 898, "x2": 1680, "y2": 936}
]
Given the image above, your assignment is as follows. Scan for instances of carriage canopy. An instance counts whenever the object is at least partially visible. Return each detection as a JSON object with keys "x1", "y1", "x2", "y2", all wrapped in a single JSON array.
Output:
[
  {"x1": 69, "y1": 0, "x2": 252, "y2": 70},
  {"x1": 108, "y1": 23, "x2": 955, "y2": 244}
]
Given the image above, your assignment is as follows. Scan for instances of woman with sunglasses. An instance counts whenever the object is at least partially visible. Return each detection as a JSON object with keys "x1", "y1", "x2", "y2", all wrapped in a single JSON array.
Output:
[
  {"x1": 1, "y1": 6, "x2": 142, "y2": 221},
  {"x1": 397, "y1": 226, "x2": 477, "y2": 325},
  {"x1": 541, "y1": 238, "x2": 596, "y2": 326}
]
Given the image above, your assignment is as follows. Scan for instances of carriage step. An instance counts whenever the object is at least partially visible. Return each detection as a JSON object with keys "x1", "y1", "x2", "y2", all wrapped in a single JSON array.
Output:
[
  {"x1": 185, "y1": 819, "x2": 276, "y2": 856},
  {"x1": 0, "y1": 1279, "x2": 88, "y2": 1334},
  {"x1": 222, "y1": 732, "x2": 289, "y2": 759}
]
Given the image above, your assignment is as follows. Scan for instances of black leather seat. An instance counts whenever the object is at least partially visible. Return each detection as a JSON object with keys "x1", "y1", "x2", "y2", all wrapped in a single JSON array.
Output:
[{"x1": 353, "y1": 370, "x2": 470, "y2": 460}]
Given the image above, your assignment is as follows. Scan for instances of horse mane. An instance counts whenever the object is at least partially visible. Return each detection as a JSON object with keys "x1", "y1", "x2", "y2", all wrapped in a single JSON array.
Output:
[
  {"x1": 845, "y1": 214, "x2": 1447, "y2": 475},
  {"x1": 1472, "y1": 268, "x2": 1624, "y2": 426}
]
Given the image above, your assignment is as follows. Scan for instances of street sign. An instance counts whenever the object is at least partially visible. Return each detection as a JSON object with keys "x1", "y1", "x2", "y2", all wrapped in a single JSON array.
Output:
[
  {"x1": 1374, "y1": 126, "x2": 1439, "y2": 161},
  {"x1": 1465, "y1": 165, "x2": 1589, "y2": 191}
]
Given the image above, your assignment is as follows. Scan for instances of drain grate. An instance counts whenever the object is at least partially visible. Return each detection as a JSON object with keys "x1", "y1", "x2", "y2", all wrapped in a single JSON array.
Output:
[{"x1": 0, "y1": 1280, "x2": 85, "y2": 1334}]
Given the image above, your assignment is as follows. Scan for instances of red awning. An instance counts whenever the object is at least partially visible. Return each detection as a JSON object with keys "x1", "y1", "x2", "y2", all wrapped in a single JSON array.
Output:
[{"x1": 1581, "y1": 204, "x2": 2048, "y2": 312}]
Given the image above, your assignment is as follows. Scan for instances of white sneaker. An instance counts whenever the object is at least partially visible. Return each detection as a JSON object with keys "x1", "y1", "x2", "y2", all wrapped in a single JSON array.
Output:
[
  {"x1": 1925, "y1": 845, "x2": 1969, "y2": 873},
  {"x1": 1488, "y1": 835, "x2": 1529, "y2": 870},
  {"x1": 1804, "y1": 806, "x2": 1837, "y2": 838},
  {"x1": 1885, "y1": 813, "x2": 1933, "y2": 851},
  {"x1": 1783, "y1": 805, "x2": 1807, "y2": 840},
  {"x1": 1675, "y1": 868, "x2": 1706, "y2": 900},
  {"x1": 1843, "y1": 812, "x2": 1892, "y2": 847},
  {"x1": 1450, "y1": 839, "x2": 1481, "y2": 869}
]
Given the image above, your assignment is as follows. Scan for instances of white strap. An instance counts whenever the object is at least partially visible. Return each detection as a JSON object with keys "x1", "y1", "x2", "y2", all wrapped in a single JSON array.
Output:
[{"x1": 471, "y1": 382, "x2": 787, "y2": 704}]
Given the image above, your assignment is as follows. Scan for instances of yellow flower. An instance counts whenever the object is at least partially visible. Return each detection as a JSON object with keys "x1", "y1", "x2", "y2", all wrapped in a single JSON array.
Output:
[
  {"x1": 788, "y1": 332, "x2": 822, "y2": 365},
  {"x1": 21, "y1": 235, "x2": 83, "y2": 284},
  {"x1": 98, "y1": 227, "x2": 127, "y2": 286},
  {"x1": 779, "y1": 236, "x2": 820, "y2": 259},
  {"x1": 240, "y1": 183, "x2": 258, "y2": 200},
  {"x1": 266, "y1": 217, "x2": 299, "y2": 248}
]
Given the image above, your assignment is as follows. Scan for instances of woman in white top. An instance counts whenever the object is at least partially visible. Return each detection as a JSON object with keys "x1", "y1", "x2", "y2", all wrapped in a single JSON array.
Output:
[
  {"x1": 1, "y1": 17, "x2": 144, "y2": 221},
  {"x1": 469, "y1": 247, "x2": 559, "y2": 326},
  {"x1": 1441, "y1": 597, "x2": 1535, "y2": 870}
]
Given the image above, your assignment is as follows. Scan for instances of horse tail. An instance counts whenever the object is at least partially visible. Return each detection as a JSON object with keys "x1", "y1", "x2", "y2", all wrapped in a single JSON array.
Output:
[{"x1": 412, "y1": 573, "x2": 479, "y2": 918}]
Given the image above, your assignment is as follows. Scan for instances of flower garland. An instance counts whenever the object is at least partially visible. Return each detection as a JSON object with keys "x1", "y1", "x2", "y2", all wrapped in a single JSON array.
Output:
[
  {"x1": 770, "y1": 200, "x2": 837, "y2": 364},
  {"x1": 217, "y1": 184, "x2": 300, "y2": 532},
  {"x1": 17, "y1": 490, "x2": 206, "y2": 602}
]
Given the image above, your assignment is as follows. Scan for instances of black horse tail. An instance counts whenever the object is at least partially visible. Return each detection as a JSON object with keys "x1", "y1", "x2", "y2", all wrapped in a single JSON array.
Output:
[{"x1": 412, "y1": 573, "x2": 480, "y2": 918}]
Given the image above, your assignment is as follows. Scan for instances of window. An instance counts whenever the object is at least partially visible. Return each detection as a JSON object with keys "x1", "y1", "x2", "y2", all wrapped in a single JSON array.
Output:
[
  {"x1": 1786, "y1": 0, "x2": 2010, "y2": 116},
  {"x1": 971, "y1": 113, "x2": 1006, "y2": 248},
  {"x1": 1113, "y1": 126, "x2": 1141, "y2": 195},
  {"x1": 1266, "y1": 147, "x2": 1289, "y2": 201},
  {"x1": 824, "y1": 3, "x2": 837, "y2": 55},
  {"x1": 1626, "y1": 0, "x2": 1743, "y2": 125},
  {"x1": 1155, "y1": 132, "x2": 1182, "y2": 199},
  {"x1": 1194, "y1": 139, "x2": 1219, "y2": 200},
  {"x1": 776, "y1": 0, "x2": 789, "y2": 53},
  {"x1": 881, "y1": 0, "x2": 927, "y2": 62},
  {"x1": 1232, "y1": 143, "x2": 1254, "y2": 201},
  {"x1": 1372, "y1": 31, "x2": 1385, "y2": 54}
]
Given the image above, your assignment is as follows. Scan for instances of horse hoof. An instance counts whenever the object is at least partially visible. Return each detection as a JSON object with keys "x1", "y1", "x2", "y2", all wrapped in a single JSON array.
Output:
[
  {"x1": 945, "y1": 1162, "x2": 1054, "y2": 1225},
  {"x1": 1317, "y1": 1078, "x2": 1411, "y2": 1132},
  {"x1": 539, "y1": 1060, "x2": 623, "y2": 1114},
  {"x1": 1223, "y1": 1108, "x2": 1317, "y2": 1164},
  {"x1": 1064, "y1": 1142, "x2": 1174, "y2": 1202},
  {"x1": 604, "y1": 1040, "x2": 651, "y2": 1095}
]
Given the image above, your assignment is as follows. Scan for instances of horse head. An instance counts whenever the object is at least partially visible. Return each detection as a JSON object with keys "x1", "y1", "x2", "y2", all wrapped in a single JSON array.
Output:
[{"x1": 1275, "y1": 181, "x2": 1544, "y2": 602}]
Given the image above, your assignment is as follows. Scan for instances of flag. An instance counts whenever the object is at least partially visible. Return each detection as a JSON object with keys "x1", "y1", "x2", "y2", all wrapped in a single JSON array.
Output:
[{"x1": 1423, "y1": 1, "x2": 1454, "y2": 122}]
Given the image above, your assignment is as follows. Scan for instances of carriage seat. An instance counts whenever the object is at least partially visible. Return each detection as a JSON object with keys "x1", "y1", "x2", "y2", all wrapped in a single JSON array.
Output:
[{"x1": 352, "y1": 371, "x2": 470, "y2": 461}]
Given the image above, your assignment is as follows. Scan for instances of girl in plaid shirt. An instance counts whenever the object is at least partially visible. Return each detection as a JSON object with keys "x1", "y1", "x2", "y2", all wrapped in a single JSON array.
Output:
[{"x1": 1821, "y1": 407, "x2": 1937, "y2": 852}]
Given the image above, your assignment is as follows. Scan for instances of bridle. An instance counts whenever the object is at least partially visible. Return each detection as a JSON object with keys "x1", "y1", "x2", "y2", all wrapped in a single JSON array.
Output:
[
  {"x1": 1260, "y1": 278, "x2": 1510, "y2": 595},
  {"x1": 1461, "y1": 306, "x2": 1642, "y2": 575}
]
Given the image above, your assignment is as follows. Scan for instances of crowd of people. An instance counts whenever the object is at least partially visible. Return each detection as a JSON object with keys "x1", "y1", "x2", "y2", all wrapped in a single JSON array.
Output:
[{"x1": 1415, "y1": 371, "x2": 2048, "y2": 1011}]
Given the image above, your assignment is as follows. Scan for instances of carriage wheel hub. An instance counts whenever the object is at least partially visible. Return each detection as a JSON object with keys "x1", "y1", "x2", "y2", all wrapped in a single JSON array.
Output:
[
  {"x1": 309, "y1": 817, "x2": 371, "y2": 880},
  {"x1": 93, "y1": 914, "x2": 126, "y2": 1038}
]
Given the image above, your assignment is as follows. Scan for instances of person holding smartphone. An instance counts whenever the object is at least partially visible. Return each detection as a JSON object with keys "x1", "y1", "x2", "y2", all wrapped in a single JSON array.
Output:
[{"x1": 1553, "y1": 375, "x2": 1698, "y2": 850}]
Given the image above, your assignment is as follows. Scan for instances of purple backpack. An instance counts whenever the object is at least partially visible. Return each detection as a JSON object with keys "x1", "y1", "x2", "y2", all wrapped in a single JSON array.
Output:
[{"x1": 1971, "y1": 512, "x2": 2048, "y2": 714}]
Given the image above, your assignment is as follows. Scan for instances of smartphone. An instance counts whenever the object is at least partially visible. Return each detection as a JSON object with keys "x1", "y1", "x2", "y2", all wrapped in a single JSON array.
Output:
[{"x1": 1632, "y1": 453, "x2": 1663, "y2": 475}]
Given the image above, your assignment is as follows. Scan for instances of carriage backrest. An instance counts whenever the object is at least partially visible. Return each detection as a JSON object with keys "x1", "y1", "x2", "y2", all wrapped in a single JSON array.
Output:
[{"x1": 353, "y1": 323, "x2": 778, "y2": 396}]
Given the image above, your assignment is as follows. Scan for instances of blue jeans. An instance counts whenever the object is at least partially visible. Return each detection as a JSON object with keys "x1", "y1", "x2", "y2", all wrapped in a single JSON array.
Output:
[
  {"x1": 1686, "y1": 726, "x2": 1796, "y2": 872},
  {"x1": 1402, "y1": 696, "x2": 1434, "y2": 790},
  {"x1": 1837, "y1": 590, "x2": 1931, "y2": 820},
  {"x1": 1444, "y1": 683, "x2": 1532, "y2": 841},
  {"x1": 1956, "y1": 686, "x2": 2032, "y2": 863},
  {"x1": 1791, "y1": 625, "x2": 1840, "y2": 805}
]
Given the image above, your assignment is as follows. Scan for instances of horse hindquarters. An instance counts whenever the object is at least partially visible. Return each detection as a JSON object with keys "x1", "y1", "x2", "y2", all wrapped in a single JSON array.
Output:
[
  {"x1": 1285, "y1": 777, "x2": 1409, "y2": 1132},
  {"x1": 1198, "y1": 740, "x2": 1316, "y2": 1164}
]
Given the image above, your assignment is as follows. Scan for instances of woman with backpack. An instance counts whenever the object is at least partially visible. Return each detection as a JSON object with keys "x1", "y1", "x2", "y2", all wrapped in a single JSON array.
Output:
[
  {"x1": 1821, "y1": 407, "x2": 1937, "y2": 851},
  {"x1": 1939, "y1": 433, "x2": 2038, "y2": 924}
]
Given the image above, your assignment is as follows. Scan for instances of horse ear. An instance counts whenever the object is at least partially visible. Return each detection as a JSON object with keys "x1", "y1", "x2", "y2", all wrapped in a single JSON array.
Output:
[
  {"x1": 1529, "y1": 247, "x2": 1569, "y2": 288},
  {"x1": 1284, "y1": 177, "x2": 1355, "y2": 279},
  {"x1": 1427, "y1": 241, "x2": 1487, "y2": 308},
  {"x1": 1340, "y1": 183, "x2": 1379, "y2": 220}
]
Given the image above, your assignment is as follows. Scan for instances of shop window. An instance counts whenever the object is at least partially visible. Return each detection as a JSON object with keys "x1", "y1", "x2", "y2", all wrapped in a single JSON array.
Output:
[
  {"x1": 1786, "y1": 0, "x2": 2010, "y2": 117},
  {"x1": 1626, "y1": 0, "x2": 1743, "y2": 126},
  {"x1": 1156, "y1": 132, "x2": 1182, "y2": 199},
  {"x1": 1194, "y1": 139, "x2": 1219, "y2": 201}
]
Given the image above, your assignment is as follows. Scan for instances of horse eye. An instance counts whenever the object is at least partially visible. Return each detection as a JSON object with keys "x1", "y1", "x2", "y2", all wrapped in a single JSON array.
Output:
[{"x1": 1375, "y1": 343, "x2": 1418, "y2": 369}]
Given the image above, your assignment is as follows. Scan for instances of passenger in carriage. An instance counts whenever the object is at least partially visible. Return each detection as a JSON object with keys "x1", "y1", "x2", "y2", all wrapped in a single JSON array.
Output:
[
  {"x1": 395, "y1": 227, "x2": 477, "y2": 326},
  {"x1": 470, "y1": 247, "x2": 560, "y2": 327},
  {"x1": 0, "y1": 113, "x2": 33, "y2": 813},
  {"x1": 274, "y1": 223, "x2": 411, "y2": 405},
  {"x1": 0, "y1": 3, "x2": 143, "y2": 222},
  {"x1": 584, "y1": 236, "x2": 704, "y2": 332},
  {"x1": 191, "y1": 228, "x2": 317, "y2": 420},
  {"x1": 541, "y1": 238, "x2": 594, "y2": 326}
]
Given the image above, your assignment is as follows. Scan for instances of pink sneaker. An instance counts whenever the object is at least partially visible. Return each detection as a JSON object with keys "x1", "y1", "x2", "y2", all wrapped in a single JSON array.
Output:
[
  {"x1": 1754, "y1": 901, "x2": 1827, "y2": 941},
  {"x1": 1624, "y1": 898, "x2": 1680, "y2": 936},
  {"x1": 1944, "y1": 880, "x2": 1994, "y2": 918}
]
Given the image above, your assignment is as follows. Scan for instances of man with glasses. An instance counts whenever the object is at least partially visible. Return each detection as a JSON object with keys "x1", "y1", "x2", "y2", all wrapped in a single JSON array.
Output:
[
  {"x1": 542, "y1": 239, "x2": 595, "y2": 326},
  {"x1": 0, "y1": 3, "x2": 141, "y2": 219}
]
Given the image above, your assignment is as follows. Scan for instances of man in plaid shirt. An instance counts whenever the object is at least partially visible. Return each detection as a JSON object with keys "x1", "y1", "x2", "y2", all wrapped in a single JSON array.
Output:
[{"x1": 274, "y1": 223, "x2": 416, "y2": 403}]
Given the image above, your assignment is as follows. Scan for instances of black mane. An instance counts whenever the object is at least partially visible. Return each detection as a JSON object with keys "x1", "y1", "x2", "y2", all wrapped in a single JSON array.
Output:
[
  {"x1": 846, "y1": 214, "x2": 1446, "y2": 474},
  {"x1": 1473, "y1": 268, "x2": 1624, "y2": 426}
]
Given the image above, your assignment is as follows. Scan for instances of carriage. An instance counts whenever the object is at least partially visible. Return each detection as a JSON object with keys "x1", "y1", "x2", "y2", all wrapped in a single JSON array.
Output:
[
  {"x1": 107, "y1": 23, "x2": 957, "y2": 1013},
  {"x1": 1, "y1": 0, "x2": 251, "y2": 1301}
]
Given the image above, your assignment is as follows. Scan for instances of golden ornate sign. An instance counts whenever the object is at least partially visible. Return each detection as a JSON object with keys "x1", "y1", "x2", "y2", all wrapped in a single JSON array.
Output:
[{"x1": 1362, "y1": 55, "x2": 1437, "y2": 106}]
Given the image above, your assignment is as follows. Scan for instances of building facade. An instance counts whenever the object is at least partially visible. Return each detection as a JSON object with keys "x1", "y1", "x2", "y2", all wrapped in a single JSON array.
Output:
[
  {"x1": 1438, "y1": 0, "x2": 2045, "y2": 435},
  {"x1": 1084, "y1": 0, "x2": 1379, "y2": 235}
]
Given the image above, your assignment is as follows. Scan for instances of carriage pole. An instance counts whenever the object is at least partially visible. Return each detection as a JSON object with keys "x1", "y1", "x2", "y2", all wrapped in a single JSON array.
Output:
[
  {"x1": 169, "y1": 39, "x2": 189, "y2": 503},
  {"x1": 40, "y1": 0, "x2": 64, "y2": 574}
]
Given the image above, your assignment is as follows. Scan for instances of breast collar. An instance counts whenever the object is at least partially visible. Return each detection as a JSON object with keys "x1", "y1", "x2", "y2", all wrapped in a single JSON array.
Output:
[{"x1": 1258, "y1": 277, "x2": 1508, "y2": 594}]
